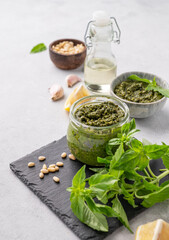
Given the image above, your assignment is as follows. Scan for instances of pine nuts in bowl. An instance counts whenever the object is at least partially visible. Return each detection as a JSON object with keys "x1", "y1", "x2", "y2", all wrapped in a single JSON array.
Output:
[{"x1": 49, "y1": 39, "x2": 86, "y2": 70}]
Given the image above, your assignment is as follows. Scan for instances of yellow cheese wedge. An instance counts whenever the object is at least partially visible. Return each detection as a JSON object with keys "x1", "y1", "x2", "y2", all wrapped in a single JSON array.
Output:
[{"x1": 135, "y1": 219, "x2": 169, "y2": 240}]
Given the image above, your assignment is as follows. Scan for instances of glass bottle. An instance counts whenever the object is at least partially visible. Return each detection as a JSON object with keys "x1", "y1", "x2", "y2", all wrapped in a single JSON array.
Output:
[{"x1": 84, "y1": 11, "x2": 121, "y2": 93}]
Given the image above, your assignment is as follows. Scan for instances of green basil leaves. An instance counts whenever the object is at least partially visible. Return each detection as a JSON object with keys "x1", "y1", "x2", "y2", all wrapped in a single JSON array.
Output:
[
  {"x1": 30, "y1": 43, "x2": 47, "y2": 54},
  {"x1": 67, "y1": 119, "x2": 169, "y2": 233},
  {"x1": 128, "y1": 74, "x2": 169, "y2": 98}
]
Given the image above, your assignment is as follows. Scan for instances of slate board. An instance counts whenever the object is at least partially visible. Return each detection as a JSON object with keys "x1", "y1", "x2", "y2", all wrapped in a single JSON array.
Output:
[{"x1": 10, "y1": 136, "x2": 168, "y2": 240}]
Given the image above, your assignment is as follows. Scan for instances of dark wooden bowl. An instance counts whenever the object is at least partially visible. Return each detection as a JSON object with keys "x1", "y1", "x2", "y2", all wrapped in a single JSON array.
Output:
[{"x1": 49, "y1": 39, "x2": 86, "y2": 70}]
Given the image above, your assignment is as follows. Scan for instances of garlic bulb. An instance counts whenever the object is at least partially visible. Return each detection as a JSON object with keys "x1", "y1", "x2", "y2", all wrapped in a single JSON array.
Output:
[
  {"x1": 65, "y1": 74, "x2": 82, "y2": 87},
  {"x1": 49, "y1": 84, "x2": 64, "y2": 101}
]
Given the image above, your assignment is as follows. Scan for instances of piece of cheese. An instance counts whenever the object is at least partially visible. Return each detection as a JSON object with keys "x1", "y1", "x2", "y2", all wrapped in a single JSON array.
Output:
[{"x1": 135, "y1": 219, "x2": 169, "y2": 240}]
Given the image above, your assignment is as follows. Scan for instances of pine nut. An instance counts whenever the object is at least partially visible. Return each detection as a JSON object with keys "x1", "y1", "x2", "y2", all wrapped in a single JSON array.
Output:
[
  {"x1": 43, "y1": 164, "x2": 47, "y2": 169},
  {"x1": 53, "y1": 176, "x2": 60, "y2": 183},
  {"x1": 61, "y1": 152, "x2": 67, "y2": 158},
  {"x1": 39, "y1": 172, "x2": 44, "y2": 179},
  {"x1": 55, "y1": 166, "x2": 59, "y2": 171},
  {"x1": 56, "y1": 162, "x2": 64, "y2": 167},
  {"x1": 49, "y1": 164, "x2": 56, "y2": 168},
  {"x1": 38, "y1": 156, "x2": 46, "y2": 161},
  {"x1": 41, "y1": 169, "x2": 49, "y2": 174},
  {"x1": 48, "y1": 167, "x2": 57, "y2": 173},
  {"x1": 69, "y1": 154, "x2": 76, "y2": 161},
  {"x1": 28, "y1": 162, "x2": 35, "y2": 167}
]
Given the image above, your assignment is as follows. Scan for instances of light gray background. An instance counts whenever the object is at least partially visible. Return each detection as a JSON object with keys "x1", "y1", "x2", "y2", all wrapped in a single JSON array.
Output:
[{"x1": 1, "y1": 0, "x2": 169, "y2": 239}]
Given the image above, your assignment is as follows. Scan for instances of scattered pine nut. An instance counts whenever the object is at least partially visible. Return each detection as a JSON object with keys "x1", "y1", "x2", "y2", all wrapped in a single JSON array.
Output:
[
  {"x1": 49, "y1": 164, "x2": 56, "y2": 168},
  {"x1": 28, "y1": 162, "x2": 35, "y2": 167},
  {"x1": 53, "y1": 176, "x2": 60, "y2": 183},
  {"x1": 69, "y1": 154, "x2": 76, "y2": 161},
  {"x1": 61, "y1": 152, "x2": 67, "y2": 158},
  {"x1": 48, "y1": 167, "x2": 57, "y2": 173},
  {"x1": 56, "y1": 162, "x2": 64, "y2": 167},
  {"x1": 41, "y1": 169, "x2": 49, "y2": 174},
  {"x1": 55, "y1": 166, "x2": 59, "y2": 171},
  {"x1": 39, "y1": 172, "x2": 44, "y2": 179},
  {"x1": 38, "y1": 156, "x2": 46, "y2": 161},
  {"x1": 43, "y1": 164, "x2": 47, "y2": 169}
]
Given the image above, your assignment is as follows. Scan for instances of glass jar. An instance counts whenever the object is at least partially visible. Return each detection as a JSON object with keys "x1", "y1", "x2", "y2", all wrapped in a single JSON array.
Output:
[{"x1": 67, "y1": 95, "x2": 129, "y2": 166}]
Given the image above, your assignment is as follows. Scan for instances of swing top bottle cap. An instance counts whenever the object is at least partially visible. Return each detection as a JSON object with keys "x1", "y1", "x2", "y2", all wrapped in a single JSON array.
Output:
[{"x1": 92, "y1": 11, "x2": 110, "y2": 27}]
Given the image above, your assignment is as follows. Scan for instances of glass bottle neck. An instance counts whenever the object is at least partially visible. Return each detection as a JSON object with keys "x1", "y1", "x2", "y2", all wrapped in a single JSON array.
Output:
[{"x1": 90, "y1": 24, "x2": 113, "y2": 42}]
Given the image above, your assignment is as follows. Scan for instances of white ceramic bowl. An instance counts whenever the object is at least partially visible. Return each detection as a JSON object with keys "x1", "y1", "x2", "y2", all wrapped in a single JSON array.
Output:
[{"x1": 110, "y1": 71, "x2": 168, "y2": 118}]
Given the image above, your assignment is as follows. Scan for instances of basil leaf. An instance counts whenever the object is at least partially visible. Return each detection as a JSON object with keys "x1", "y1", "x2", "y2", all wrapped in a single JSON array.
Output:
[
  {"x1": 97, "y1": 156, "x2": 112, "y2": 165},
  {"x1": 142, "y1": 179, "x2": 160, "y2": 191},
  {"x1": 124, "y1": 171, "x2": 145, "y2": 181},
  {"x1": 82, "y1": 203, "x2": 108, "y2": 232},
  {"x1": 108, "y1": 138, "x2": 121, "y2": 146},
  {"x1": 85, "y1": 196, "x2": 114, "y2": 217},
  {"x1": 113, "y1": 150, "x2": 140, "y2": 171},
  {"x1": 109, "y1": 143, "x2": 124, "y2": 172},
  {"x1": 72, "y1": 165, "x2": 86, "y2": 189},
  {"x1": 30, "y1": 43, "x2": 47, "y2": 53},
  {"x1": 70, "y1": 193, "x2": 85, "y2": 221},
  {"x1": 162, "y1": 151, "x2": 169, "y2": 169},
  {"x1": 109, "y1": 169, "x2": 124, "y2": 179},
  {"x1": 112, "y1": 196, "x2": 132, "y2": 233},
  {"x1": 89, "y1": 174, "x2": 118, "y2": 204},
  {"x1": 130, "y1": 138, "x2": 143, "y2": 152},
  {"x1": 129, "y1": 139, "x2": 149, "y2": 170},
  {"x1": 146, "y1": 85, "x2": 169, "y2": 98},
  {"x1": 152, "y1": 77, "x2": 157, "y2": 87},
  {"x1": 137, "y1": 153, "x2": 149, "y2": 170},
  {"x1": 71, "y1": 194, "x2": 108, "y2": 232},
  {"x1": 121, "y1": 118, "x2": 136, "y2": 135},
  {"x1": 128, "y1": 74, "x2": 151, "y2": 84},
  {"x1": 128, "y1": 74, "x2": 169, "y2": 98},
  {"x1": 160, "y1": 179, "x2": 169, "y2": 188},
  {"x1": 141, "y1": 184, "x2": 169, "y2": 208},
  {"x1": 107, "y1": 191, "x2": 117, "y2": 200},
  {"x1": 89, "y1": 174, "x2": 118, "y2": 189},
  {"x1": 89, "y1": 167, "x2": 107, "y2": 173},
  {"x1": 121, "y1": 184, "x2": 137, "y2": 208},
  {"x1": 127, "y1": 129, "x2": 140, "y2": 137},
  {"x1": 144, "y1": 144, "x2": 169, "y2": 159}
]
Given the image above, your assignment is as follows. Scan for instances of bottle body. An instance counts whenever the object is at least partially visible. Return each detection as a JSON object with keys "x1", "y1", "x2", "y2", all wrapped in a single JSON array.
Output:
[{"x1": 84, "y1": 43, "x2": 117, "y2": 93}]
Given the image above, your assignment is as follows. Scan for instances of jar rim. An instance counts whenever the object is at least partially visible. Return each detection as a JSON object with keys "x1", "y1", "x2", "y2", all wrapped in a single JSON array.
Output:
[{"x1": 69, "y1": 95, "x2": 130, "y2": 130}]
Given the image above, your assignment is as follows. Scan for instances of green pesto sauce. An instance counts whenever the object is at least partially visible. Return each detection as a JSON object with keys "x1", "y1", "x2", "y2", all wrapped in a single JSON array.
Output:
[
  {"x1": 114, "y1": 80, "x2": 163, "y2": 103},
  {"x1": 67, "y1": 123, "x2": 120, "y2": 166},
  {"x1": 67, "y1": 101, "x2": 126, "y2": 166},
  {"x1": 74, "y1": 102, "x2": 125, "y2": 127}
]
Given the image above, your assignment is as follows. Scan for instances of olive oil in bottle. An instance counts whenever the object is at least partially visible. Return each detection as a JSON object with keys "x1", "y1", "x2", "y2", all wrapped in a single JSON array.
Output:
[
  {"x1": 84, "y1": 11, "x2": 120, "y2": 93},
  {"x1": 84, "y1": 58, "x2": 117, "y2": 93}
]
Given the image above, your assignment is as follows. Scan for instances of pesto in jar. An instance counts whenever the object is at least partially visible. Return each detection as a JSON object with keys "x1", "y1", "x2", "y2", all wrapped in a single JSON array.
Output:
[
  {"x1": 114, "y1": 80, "x2": 163, "y2": 103},
  {"x1": 67, "y1": 98, "x2": 128, "y2": 166},
  {"x1": 74, "y1": 102, "x2": 125, "y2": 127}
]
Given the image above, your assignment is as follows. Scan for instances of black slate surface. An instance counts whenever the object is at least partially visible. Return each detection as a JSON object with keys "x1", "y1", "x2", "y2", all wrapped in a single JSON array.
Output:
[{"x1": 10, "y1": 136, "x2": 168, "y2": 240}]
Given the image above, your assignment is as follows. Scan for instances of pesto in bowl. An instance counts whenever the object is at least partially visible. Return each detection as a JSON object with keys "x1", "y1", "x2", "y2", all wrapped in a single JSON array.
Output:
[
  {"x1": 114, "y1": 80, "x2": 163, "y2": 103},
  {"x1": 110, "y1": 71, "x2": 168, "y2": 118},
  {"x1": 67, "y1": 95, "x2": 129, "y2": 166}
]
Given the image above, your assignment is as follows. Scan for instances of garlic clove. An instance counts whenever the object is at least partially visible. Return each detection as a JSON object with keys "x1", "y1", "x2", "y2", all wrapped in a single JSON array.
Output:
[
  {"x1": 65, "y1": 74, "x2": 82, "y2": 87},
  {"x1": 49, "y1": 84, "x2": 64, "y2": 101}
]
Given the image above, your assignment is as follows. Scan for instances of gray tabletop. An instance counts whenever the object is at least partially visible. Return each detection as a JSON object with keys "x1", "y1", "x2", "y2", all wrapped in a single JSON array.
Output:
[{"x1": 1, "y1": 0, "x2": 169, "y2": 239}]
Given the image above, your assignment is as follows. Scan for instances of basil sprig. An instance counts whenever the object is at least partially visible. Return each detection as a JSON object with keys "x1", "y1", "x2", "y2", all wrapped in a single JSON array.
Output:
[
  {"x1": 67, "y1": 119, "x2": 169, "y2": 232},
  {"x1": 128, "y1": 74, "x2": 169, "y2": 98},
  {"x1": 30, "y1": 43, "x2": 47, "y2": 54}
]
